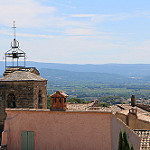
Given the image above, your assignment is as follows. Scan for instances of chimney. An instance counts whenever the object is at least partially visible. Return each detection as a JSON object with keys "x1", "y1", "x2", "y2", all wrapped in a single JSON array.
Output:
[
  {"x1": 50, "y1": 91, "x2": 68, "y2": 111},
  {"x1": 131, "y1": 95, "x2": 135, "y2": 107}
]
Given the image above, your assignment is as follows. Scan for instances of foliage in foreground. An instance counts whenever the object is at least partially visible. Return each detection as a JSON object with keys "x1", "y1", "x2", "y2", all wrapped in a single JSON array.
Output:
[
  {"x1": 118, "y1": 130, "x2": 134, "y2": 150},
  {"x1": 47, "y1": 95, "x2": 52, "y2": 109}
]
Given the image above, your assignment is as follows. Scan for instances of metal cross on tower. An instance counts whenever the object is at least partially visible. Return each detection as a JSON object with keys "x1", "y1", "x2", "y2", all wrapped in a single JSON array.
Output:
[{"x1": 5, "y1": 21, "x2": 26, "y2": 69}]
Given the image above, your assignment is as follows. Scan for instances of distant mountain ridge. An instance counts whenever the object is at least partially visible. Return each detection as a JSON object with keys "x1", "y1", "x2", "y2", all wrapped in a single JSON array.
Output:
[
  {"x1": 28, "y1": 62, "x2": 150, "y2": 77},
  {"x1": 1, "y1": 61, "x2": 150, "y2": 83},
  {"x1": 1, "y1": 61, "x2": 150, "y2": 77},
  {"x1": 39, "y1": 68, "x2": 145, "y2": 84}
]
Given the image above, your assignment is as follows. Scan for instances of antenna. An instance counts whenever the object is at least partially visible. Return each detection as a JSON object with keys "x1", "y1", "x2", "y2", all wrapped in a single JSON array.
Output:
[
  {"x1": 11, "y1": 21, "x2": 19, "y2": 49},
  {"x1": 12, "y1": 21, "x2": 16, "y2": 39}
]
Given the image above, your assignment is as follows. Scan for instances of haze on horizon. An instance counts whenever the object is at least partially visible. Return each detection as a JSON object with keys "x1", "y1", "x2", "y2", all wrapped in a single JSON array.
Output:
[{"x1": 0, "y1": 0, "x2": 150, "y2": 65}]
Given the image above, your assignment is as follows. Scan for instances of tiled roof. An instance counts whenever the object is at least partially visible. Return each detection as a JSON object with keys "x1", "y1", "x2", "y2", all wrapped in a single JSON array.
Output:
[
  {"x1": 116, "y1": 104, "x2": 150, "y2": 122},
  {"x1": 67, "y1": 102, "x2": 94, "y2": 111},
  {"x1": 50, "y1": 91, "x2": 68, "y2": 97},
  {"x1": 134, "y1": 130, "x2": 150, "y2": 149},
  {"x1": 3, "y1": 67, "x2": 40, "y2": 76},
  {"x1": 0, "y1": 71, "x2": 47, "y2": 81},
  {"x1": 89, "y1": 105, "x2": 122, "y2": 114}
]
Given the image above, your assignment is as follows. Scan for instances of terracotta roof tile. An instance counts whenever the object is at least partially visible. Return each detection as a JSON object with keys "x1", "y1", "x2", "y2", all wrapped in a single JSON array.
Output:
[{"x1": 50, "y1": 91, "x2": 68, "y2": 97}]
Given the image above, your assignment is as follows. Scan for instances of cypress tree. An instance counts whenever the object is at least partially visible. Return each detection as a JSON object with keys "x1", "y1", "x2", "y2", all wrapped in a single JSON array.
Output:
[
  {"x1": 118, "y1": 130, "x2": 134, "y2": 150},
  {"x1": 130, "y1": 145, "x2": 134, "y2": 150},
  {"x1": 122, "y1": 130, "x2": 130, "y2": 150},
  {"x1": 118, "y1": 130, "x2": 123, "y2": 150}
]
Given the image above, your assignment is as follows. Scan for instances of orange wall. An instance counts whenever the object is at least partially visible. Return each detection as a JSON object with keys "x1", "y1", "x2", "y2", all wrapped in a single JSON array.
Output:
[{"x1": 4, "y1": 110, "x2": 112, "y2": 150}]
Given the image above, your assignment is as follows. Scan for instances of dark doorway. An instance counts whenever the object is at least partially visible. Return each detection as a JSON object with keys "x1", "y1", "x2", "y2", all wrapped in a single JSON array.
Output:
[
  {"x1": 7, "y1": 93, "x2": 16, "y2": 108},
  {"x1": 38, "y1": 91, "x2": 42, "y2": 109},
  {"x1": 0, "y1": 124, "x2": 4, "y2": 146}
]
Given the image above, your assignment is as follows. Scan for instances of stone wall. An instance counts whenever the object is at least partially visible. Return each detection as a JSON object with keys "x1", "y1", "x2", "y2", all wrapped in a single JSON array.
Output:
[
  {"x1": 0, "y1": 81, "x2": 47, "y2": 109},
  {"x1": 116, "y1": 112, "x2": 150, "y2": 130},
  {"x1": 128, "y1": 114, "x2": 150, "y2": 129},
  {"x1": 0, "y1": 90, "x2": 6, "y2": 145},
  {"x1": 0, "y1": 79, "x2": 47, "y2": 145},
  {"x1": 33, "y1": 81, "x2": 47, "y2": 109}
]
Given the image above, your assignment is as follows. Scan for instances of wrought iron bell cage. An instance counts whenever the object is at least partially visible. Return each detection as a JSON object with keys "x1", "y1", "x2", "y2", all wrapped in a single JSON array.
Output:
[{"x1": 5, "y1": 21, "x2": 26, "y2": 69}]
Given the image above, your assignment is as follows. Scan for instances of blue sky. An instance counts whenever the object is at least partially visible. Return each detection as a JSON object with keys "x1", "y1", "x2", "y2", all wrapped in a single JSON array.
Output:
[{"x1": 1, "y1": 0, "x2": 150, "y2": 64}]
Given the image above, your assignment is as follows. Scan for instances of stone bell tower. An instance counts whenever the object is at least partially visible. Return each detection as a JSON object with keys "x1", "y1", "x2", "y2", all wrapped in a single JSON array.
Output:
[
  {"x1": 0, "y1": 21, "x2": 47, "y2": 109},
  {"x1": 5, "y1": 21, "x2": 26, "y2": 69},
  {"x1": 0, "y1": 22, "x2": 47, "y2": 144}
]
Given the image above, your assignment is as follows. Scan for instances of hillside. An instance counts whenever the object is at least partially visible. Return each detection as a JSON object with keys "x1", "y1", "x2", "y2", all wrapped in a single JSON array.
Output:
[
  {"x1": 1, "y1": 61, "x2": 150, "y2": 78},
  {"x1": 39, "y1": 68, "x2": 140, "y2": 84},
  {"x1": 1, "y1": 61, "x2": 150, "y2": 84},
  {"x1": 1, "y1": 62, "x2": 150, "y2": 100}
]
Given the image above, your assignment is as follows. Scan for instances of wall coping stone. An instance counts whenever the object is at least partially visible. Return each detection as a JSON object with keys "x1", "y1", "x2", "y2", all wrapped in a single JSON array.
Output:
[{"x1": 5, "y1": 108, "x2": 112, "y2": 114}]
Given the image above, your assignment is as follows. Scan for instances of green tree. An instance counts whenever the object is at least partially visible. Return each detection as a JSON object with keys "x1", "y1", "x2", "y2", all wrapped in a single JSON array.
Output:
[
  {"x1": 68, "y1": 98, "x2": 82, "y2": 103},
  {"x1": 118, "y1": 130, "x2": 123, "y2": 150},
  {"x1": 122, "y1": 130, "x2": 130, "y2": 150},
  {"x1": 47, "y1": 95, "x2": 52, "y2": 109},
  {"x1": 130, "y1": 145, "x2": 134, "y2": 150},
  {"x1": 118, "y1": 130, "x2": 134, "y2": 150}
]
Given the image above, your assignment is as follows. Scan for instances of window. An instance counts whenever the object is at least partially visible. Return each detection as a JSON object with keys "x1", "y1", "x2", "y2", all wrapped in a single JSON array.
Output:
[
  {"x1": 0, "y1": 124, "x2": 4, "y2": 144},
  {"x1": 59, "y1": 98, "x2": 61, "y2": 103},
  {"x1": 54, "y1": 98, "x2": 57, "y2": 103},
  {"x1": 64, "y1": 98, "x2": 66, "y2": 103},
  {"x1": 38, "y1": 91, "x2": 42, "y2": 109},
  {"x1": 21, "y1": 131, "x2": 34, "y2": 150},
  {"x1": 7, "y1": 93, "x2": 16, "y2": 108}
]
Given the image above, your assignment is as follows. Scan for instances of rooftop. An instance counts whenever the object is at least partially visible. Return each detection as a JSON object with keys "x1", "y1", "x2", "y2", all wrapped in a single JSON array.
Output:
[
  {"x1": 116, "y1": 104, "x2": 150, "y2": 122},
  {"x1": 50, "y1": 91, "x2": 68, "y2": 97},
  {"x1": 0, "y1": 71, "x2": 47, "y2": 81}
]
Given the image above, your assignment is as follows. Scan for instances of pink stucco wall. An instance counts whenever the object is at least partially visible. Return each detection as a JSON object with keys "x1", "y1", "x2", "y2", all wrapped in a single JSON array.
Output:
[
  {"x1": 4, "y1": 109, "x2": 112, "y2": 150},
  {"x1": 111, "y1": 115, "x2": 141, "y2": 150}
]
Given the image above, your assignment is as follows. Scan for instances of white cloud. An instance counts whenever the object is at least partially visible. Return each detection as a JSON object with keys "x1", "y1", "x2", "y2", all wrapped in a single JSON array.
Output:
[
  {"x1": 71, "y1": 14, "x2": 96, "y2": 17},
  {"x1": 17, "y1": 33, "x2": 123, "y2": 64},
  {"x1": 0, "y1": 29, "x2": 54, "y2": 38},
  {"x1": 0, "y1": 0, "x2": 56, "y2": 27},
  {"x1": 63, "y1": 27, "x2": 113, "y2": 37},
  {"x1": 1, "y1": 1, "x2": 150, "y2": 64},
  {"x1": 64, "y1": 28, "x2": 97, "y2": 36},
  {"x1": 0, "y1": 0, "x2": 93, "y2": 35}
]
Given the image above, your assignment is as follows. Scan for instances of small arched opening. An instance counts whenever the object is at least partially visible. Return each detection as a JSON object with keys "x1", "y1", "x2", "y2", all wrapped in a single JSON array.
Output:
[
  {"x1": 38, "y1": 90, "x2": 42, "y2": 109},
  {"x1": 7, "y1": 93, "x2": 16, "y2": 108}
]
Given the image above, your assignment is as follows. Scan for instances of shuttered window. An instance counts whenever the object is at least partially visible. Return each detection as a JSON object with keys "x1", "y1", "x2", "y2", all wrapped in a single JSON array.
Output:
[{"x1": 21, "y1": 131, "x2": 34, "y2": 150}]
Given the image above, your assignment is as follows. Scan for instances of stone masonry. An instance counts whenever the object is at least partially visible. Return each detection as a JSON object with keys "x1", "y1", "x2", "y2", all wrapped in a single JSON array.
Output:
[
  {"x1": 0, "y1": 90, "x2": 6, "y2": 144},
  {"x1": 0, "y1": 69, "x2": 47, "y2": 144},
  {"x1": 0, "y1": 81, "x2": 47, "y2": 109}
]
